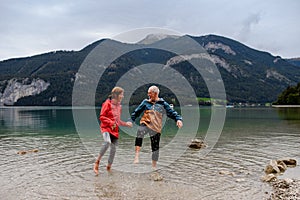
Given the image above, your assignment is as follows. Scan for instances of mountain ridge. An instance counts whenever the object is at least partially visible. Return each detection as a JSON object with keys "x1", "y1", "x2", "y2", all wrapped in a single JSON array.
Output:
[{"x1": 0, "y1": 34, "x2": 299, "y2": 106}]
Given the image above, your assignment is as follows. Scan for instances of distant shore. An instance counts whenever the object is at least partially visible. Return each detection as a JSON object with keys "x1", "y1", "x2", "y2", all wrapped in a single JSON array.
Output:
[{"x1": 272, "y1": 105, "x2": 300, "y2": 108}]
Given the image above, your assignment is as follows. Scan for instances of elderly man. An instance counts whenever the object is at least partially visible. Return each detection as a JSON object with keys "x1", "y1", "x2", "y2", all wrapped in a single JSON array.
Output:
[{"x1": 131, "y1": 85, "x2": 183, "y2": 169}]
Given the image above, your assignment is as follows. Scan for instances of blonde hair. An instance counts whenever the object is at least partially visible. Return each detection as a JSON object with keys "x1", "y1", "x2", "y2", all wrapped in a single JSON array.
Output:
[{"x1": 110, "y1": 86, "x2": 124, "y2": 99}]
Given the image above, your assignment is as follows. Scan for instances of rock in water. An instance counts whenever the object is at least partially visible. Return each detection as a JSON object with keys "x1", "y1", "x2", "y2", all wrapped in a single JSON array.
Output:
[
  {"x1": 188, "y1": 139, "x2": 207, "y2": 149},
  {"x1": 17, "y1": 149, "x2": 39, "y2": 155},
  {"x1": 261, "y1": 174, "x2": 277, "y2": 182},
  {"x1": 279, "y1": 158, "x2": 297, "y2": 167},
  {"x1": 17, "y1": 150, "x2": 27, "y2": 155},
  {"x1": 264, "y1": 158, "x2": 297, "y2": 175},
  {"x1": 150, "y1": 172, "x2": 163, "y2": 181},
  {"x1": 28, "y1": 149, "x2": 39, "y2": 153},
  {"x1": 265, "y1": 160, "x2": 281, "y2": 174},
  {"x1": 262, "y1": 158, "x2": 298, "y2": 183}
]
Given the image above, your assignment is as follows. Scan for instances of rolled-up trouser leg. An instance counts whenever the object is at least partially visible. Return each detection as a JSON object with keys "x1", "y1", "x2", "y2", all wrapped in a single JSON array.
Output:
[
  {"x1": 108, "y1": 134, "x2": 118, "y2": 165},
  {"x1": 135, "y1": 124, "x2": 148, "y2": 147},
  {"x1": 108, "y1": 144, "x2": 116, "y2": 165},
  {"x1": 99, "y1": 141, "x2": 110, "y2": 157}
]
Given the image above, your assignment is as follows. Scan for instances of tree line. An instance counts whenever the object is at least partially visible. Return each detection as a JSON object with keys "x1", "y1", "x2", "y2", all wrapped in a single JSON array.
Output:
[{"x1": 274, "y1": 83, "x2": 300, "y2": 105}]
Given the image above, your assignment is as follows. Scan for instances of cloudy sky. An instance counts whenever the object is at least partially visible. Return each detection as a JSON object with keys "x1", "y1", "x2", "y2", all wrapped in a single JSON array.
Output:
[{"x1": 0, "y1": 0, "x2": 299, "y2": 61}]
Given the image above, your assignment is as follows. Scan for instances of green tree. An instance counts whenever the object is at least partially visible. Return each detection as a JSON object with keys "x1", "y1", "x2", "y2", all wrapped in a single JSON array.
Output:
[{"x1": 274, "y1": 83, "x2": 300, "y2": 105}]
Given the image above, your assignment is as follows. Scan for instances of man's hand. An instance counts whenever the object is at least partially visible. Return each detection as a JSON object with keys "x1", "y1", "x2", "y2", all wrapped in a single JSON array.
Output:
[{"x1": 176, "y1": 120, "x2": 183, "y2": 128}]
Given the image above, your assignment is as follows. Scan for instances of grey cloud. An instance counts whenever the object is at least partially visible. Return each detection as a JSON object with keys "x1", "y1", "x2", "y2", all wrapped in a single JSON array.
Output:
[
  {"x1": 0, "y1": 0, "x2": 300, "y2": 60},
  {"x1": 238, "y1": 12, "x2": 262, "y2": 41}
]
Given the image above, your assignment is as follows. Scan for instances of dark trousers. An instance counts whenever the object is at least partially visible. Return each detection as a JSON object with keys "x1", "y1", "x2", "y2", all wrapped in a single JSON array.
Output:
[{"x1": 135, "y1": 124, "x2": 161, "y2": 161}]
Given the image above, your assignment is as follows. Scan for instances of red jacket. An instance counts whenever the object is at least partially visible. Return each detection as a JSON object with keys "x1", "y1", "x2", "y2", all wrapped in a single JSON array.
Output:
[{"x1": 99, "y1": 99, "x2": 127, "y2": 138}]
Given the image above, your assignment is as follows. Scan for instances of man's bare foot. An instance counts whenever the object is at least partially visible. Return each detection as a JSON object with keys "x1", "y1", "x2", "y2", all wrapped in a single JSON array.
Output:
[
  {"x1": 133, "y1": 156, "x2": 139, "y2": 164},
  {"x1": 152, "y1": 160, "x2": 157, "y2": 169},
  {"x1": 94, "y1": 160, "x2": 100, "y2": 175},
  {"x1": 106, "y1": 164, "x2": 111, "y2": 172}
]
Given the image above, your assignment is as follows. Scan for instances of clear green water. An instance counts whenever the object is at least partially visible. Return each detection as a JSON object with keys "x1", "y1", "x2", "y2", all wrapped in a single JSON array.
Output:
[{"x1": 0, "y1": 106, "x2": 299, "y2": 199}]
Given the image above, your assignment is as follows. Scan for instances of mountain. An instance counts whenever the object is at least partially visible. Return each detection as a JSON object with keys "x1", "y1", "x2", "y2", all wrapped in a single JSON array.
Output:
[
  {"x1": 137, "y1": 33, "x2": 180, "y2": 44},
  {"x1": 0, "y1": 34, "x2": 299, "y2": 106},
  {"x1": 191, "y1": 35, "x2": 300, "y2": 103},
  {"x1": 286, "y1": 58, "x2": 300, "y2": 67}
]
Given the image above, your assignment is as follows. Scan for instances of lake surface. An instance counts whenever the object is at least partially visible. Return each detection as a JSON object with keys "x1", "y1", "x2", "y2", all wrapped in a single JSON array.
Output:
[{"x1": 0, "y1": 106, "x2": 299, "y2": 200}]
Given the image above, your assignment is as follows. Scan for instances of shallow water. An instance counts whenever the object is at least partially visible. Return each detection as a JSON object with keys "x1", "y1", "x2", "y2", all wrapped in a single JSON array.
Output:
[{"x1": 0, "y1": 107, "x2": 299, "y2": 200}]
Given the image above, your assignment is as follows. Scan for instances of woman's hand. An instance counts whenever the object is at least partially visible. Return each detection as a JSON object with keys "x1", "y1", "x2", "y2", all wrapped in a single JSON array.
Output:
[{"x1": 126, "y1": 121, "x2": 133, "y2": 127}]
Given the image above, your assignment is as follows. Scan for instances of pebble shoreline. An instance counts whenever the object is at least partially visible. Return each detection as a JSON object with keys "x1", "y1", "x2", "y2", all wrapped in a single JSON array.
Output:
[{"x1": 267, "y1": 179, "x2": 300, "y2": 200}]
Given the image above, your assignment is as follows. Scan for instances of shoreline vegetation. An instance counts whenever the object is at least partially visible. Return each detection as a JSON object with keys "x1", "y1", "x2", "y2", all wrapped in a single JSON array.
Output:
[{"x1": 273, "y1": 82, "x2": 300, "y2": 106}]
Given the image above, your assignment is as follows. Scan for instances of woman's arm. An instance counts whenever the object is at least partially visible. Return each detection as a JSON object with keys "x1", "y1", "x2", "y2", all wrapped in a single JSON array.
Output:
[{"x1": 99, "y1": 101, "x2": 115, "y2": 127}]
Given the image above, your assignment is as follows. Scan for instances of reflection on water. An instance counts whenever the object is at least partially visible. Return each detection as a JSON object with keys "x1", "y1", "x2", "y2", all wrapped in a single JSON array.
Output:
[
  {"x1": 0, "y1": 107, "x2": 78, "y2": 131},
  {"x1": 0, "y1": 107, "x2": 299, "y2": 200},
  {"x1": 276, "y1": 107, "x2": 300, "y2": 120},
  {"x1": 0, "y1": 107, "x2": 48, "y2": 130}
]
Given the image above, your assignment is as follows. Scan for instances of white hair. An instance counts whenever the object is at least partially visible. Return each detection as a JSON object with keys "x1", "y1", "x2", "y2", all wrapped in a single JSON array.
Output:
[{"x1": 148, "y1": 85, "x2": 159, "y2": 94}]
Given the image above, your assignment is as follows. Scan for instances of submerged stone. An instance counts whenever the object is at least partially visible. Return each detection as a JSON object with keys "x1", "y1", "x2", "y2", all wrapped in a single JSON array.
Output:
[
  {"x1": 188, "y1": 139, "x2": 207, "y2": 149},
  {"x1": 150, "y1": 172, "x2": 163, "y2": 181},
  {"x1": 17, "y1": 149, "x2": 39, "y2": 155}
]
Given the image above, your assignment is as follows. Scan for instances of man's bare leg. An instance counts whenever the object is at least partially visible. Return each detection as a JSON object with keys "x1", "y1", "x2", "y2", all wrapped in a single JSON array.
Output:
[
  {"x1": 152, "y1": 160, "x2": 157, "y2": 170},
  {"x1": 133, "y1": 146, "x2": 141, "y2": 164}
]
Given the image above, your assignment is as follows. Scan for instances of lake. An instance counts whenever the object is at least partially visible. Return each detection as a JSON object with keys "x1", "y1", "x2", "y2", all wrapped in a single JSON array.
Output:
[{"x1": 0, "y1": 106, "x2": 299, "y2": 200}]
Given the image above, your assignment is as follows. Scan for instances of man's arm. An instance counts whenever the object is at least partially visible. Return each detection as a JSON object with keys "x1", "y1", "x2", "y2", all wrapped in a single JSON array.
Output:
[
  {"x1": 163, "y1": 101, "x2": 182, "y2": 121},
  {"x1": 131, "y1": 99, "x2": 147, "y2": 122}
]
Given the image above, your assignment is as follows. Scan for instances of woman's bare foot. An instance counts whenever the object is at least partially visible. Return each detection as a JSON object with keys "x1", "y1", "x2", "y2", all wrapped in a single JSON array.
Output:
[
  {"x1": 106, "y1": 164, "x2": 112, "y2": 172},
  {"x1": 94, "y1": 160, "x2": 100, "y2": 175}
]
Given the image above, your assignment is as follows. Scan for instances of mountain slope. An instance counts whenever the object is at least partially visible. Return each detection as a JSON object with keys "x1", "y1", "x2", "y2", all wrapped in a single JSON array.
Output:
[
  {"x1": 191, "y1": 35, "x2": 300, "y2": 102},
  {"x1": 0, "y1": 35, "x2": 299, "y2": 106},
  {"x1": 287, "y1": 58, "x2": 300, "y2": 67}
]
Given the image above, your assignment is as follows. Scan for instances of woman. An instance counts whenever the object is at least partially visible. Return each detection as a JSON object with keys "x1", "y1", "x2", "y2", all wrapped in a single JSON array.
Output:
[{"x1": 94, "y1": 86, "x2": 132, "y2": 175}]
